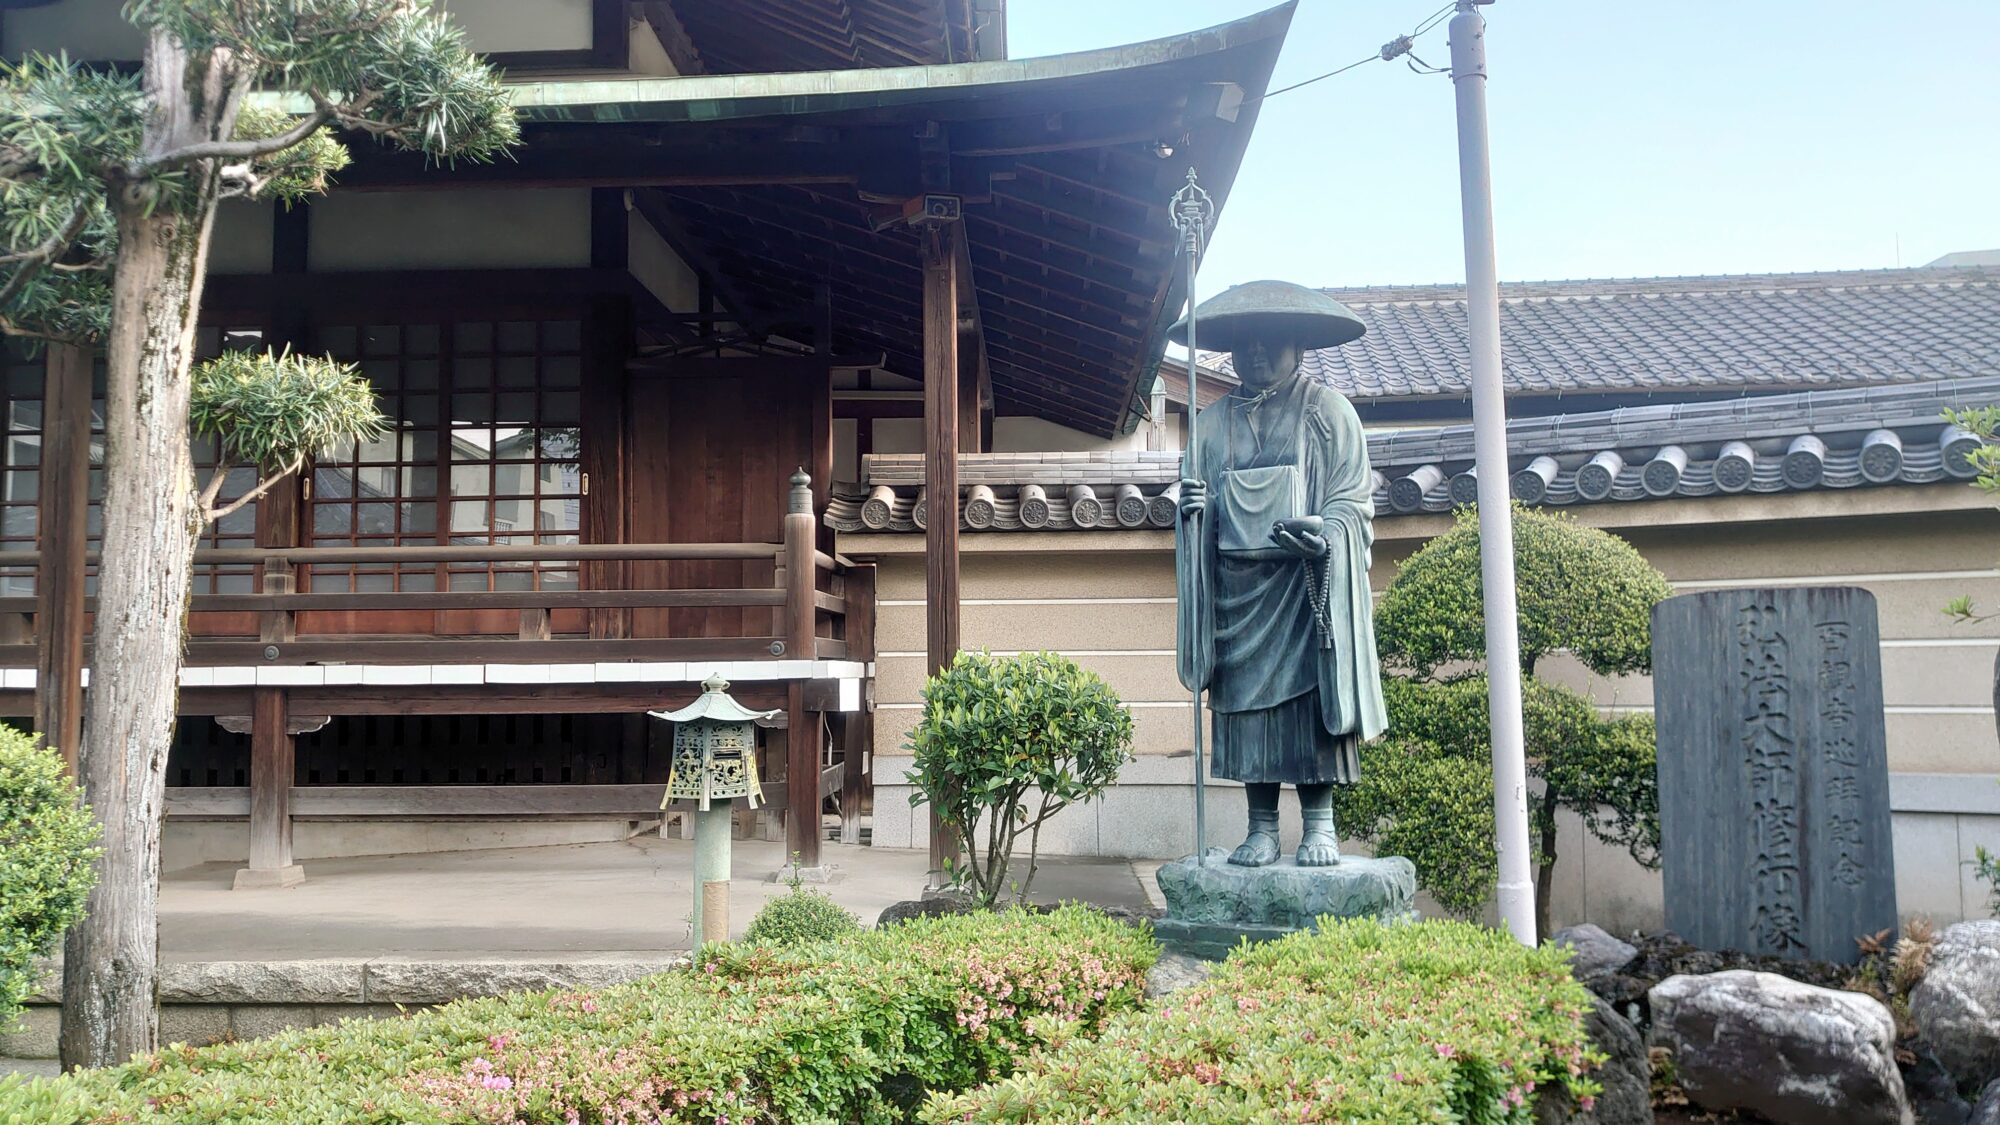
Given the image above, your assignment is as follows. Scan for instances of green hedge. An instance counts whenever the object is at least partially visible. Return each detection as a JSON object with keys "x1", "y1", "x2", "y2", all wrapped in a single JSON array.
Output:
[
  {"x1": 0, "y1": 906, "x2": 1154, "y2": 1125},
  {"x1": 925, "y1": 919, "x2": 1603, "y2": 1125}
]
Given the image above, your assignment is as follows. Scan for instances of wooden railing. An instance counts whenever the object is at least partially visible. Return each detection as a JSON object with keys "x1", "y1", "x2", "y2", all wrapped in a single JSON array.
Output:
[{"x1": 0, "y1": 476, "x2": 875, "y2": 671}]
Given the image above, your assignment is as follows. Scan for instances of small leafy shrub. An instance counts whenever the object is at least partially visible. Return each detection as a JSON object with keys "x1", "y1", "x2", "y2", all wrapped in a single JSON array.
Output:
[
  {"x1": 926, "y1": 919, "x2": 1602, "y2": 1124},
  {"x1": 907, "y1": 650, "x2": 1134, "y2": 906},
  {"x1": 745, "y1": 886, "x2": 860, "y2": 946},
  {"x1": 0, "y1": 906, "x2": 1154, "y2": 1124},
  {"x1": 0, "y1": 728, "x2": 98, "y2": 1020},
  {"x1": 1973, "y1": 845, "x2": 2000, "y2": 918}
]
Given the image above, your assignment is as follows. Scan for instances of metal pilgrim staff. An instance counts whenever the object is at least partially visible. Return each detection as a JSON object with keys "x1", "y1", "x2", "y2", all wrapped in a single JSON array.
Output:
[
  {"x1": 1170, "y1": 169, "x2": 1216, "y2": 864},
  {"x1": 1169, "y1": 189, "x2": 1389, "y2": 870}
]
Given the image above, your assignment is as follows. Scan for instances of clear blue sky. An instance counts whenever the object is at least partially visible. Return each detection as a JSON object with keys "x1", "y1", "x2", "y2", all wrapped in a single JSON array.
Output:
[{"x1": 1008, "y1": 1, "x2": 2000, "y2": 289}]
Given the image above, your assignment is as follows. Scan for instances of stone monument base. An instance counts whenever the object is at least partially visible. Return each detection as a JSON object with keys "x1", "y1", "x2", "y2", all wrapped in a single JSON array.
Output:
[{"x1": 1155, "y1": 850, "x2": 1418, "y2": 960}]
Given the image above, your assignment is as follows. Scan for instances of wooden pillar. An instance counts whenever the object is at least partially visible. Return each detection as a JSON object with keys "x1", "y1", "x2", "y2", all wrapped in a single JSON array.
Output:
[
  {"x1": 783, "y1": 471, "x2": 821, "y2": 867},
  {"x1": 234, "y1": 687, "x2": 303, "y2": 889},
  {"x1": 33, "y1": 343, "x2": 90, "y2": 771},
  {"x1": 841, "y1": 562, "x2": 876, "y2": 845},
  {"x1": 918, "y1": 201, "x2": 962, "y2": 878},
  {"x1": 581, "y1": 295, "x2": 632, "y2": 639}
]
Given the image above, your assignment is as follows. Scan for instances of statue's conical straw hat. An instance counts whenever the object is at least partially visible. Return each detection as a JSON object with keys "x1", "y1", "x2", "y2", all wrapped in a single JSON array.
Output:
[{"x1": 1167, "y1": 279, "x2": 1366, "y2": 353}]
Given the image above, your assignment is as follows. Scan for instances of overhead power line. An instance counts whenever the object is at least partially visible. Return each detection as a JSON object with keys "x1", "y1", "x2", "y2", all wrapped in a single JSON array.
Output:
[{"x1": 1251, "y1": 2, "x2": 1456, "y2": 103}]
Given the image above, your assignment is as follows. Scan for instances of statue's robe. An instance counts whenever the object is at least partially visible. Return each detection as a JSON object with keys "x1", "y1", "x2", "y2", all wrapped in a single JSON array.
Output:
[{"x1": 1176, "y1": 375, "x2": 1387, "y2": 783}]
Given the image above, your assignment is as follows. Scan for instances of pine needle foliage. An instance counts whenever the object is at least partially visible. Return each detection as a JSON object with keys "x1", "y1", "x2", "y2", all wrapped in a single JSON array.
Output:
[
  {"x1": 191, "y1": 348, "x2": 385, "y2": 475},
  {"x1": 0, "y1": 0, "x2": 516, "y2": 344}
]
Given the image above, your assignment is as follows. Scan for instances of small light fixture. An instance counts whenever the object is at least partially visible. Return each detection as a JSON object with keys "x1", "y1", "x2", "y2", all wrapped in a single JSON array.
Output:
[{"x1": 1151, "y1": 139, "x2": 1176, "y2": 159}]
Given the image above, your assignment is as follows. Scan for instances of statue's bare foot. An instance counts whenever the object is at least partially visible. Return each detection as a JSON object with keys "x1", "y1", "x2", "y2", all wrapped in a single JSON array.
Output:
[
  {"x1": 1296, "y1": 831, "x2": 1341, "y2": 867},
  {"x1": 1227, "y1": 830, "x2": 1281, "y2": 867}
]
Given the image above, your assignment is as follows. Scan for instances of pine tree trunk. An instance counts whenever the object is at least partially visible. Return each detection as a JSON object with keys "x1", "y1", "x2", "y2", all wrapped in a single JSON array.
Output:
[
  {"x1": 58, "y1": 29, "x2": 242, "y2": 1070},
  {"x1": 1534, "y1": 789, "x2": 1559, "y2": 940}
]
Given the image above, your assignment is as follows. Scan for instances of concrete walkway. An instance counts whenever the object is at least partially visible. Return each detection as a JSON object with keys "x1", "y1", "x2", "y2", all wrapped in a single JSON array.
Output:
[{"x1": 158, "y1": 836, "x2": 1159, "y2": 959}]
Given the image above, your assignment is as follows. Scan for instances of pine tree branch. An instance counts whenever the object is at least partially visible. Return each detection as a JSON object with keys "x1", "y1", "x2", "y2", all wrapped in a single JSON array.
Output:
[
  {"x1": 145, "y1": 104, "x2": 332, "y2": 167},
  {"x1": 197, "y1": 464, "x2": 233, "y2": 512},
  {"x1": 0, "y1": 200, "x2": 92, "y2": 307},
  {"x1": 204, "y1": 454, "x2": 303, "y2": 524}
]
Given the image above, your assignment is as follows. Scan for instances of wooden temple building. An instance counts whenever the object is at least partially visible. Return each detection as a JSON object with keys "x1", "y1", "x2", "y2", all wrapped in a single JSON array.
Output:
[{"x1": 0, "y1": 0, "x2": 1293, "y2": 884}]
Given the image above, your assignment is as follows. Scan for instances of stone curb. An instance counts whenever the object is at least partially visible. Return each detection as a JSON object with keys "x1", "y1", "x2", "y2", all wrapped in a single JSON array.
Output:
[{"x1": 26, "y1": 954, "x2": 690, "y2": 1006}]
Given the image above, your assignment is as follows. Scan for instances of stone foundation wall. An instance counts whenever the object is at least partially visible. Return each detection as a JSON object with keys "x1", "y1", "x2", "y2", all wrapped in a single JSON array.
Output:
[{"x1": 0, "y1": 955, "x2": 687, "y2": 1060}]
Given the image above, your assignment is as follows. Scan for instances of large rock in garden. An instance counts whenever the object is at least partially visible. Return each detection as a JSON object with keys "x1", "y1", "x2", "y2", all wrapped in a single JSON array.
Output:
[
  {"x1": 875, "y1": 897, "x2": 978, "y2": 928},
  {"x1": 1970, "y1": 1079, "x2": 2000, "y2": 1125},
  {"x1": 1534, "y1": 995, "x2": 1654, "y2": 1125},
  {"x1": 1554, "y1": 924, "x2": 1639, "y2": 983},
  {"x1": 1143, "y1": 951, "x2": 1214, "y2": 999},
  {"x1": 1912, "y1": 920, "x2": 2000, "y2": 1089},
  {"x1": 1154, "y1": 850, "x2": 1416, "y2": 957},
  {"x1": 1649, "y1": 970, "x2": 1912, "y2": 1125}
]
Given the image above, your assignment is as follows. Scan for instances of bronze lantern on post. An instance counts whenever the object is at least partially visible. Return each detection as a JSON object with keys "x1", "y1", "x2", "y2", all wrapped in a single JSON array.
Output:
[{"x1": 652, "y1": 674, "x2": 778, "y2": 944}]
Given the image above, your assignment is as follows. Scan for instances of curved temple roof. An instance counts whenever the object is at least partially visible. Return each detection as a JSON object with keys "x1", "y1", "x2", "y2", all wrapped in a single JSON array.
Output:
[{"x1": 316, "y1": 4, "x2": 1298, "y2": 438}]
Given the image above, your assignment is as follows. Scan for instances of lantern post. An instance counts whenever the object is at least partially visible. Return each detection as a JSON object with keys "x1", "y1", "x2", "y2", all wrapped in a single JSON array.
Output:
[{"x1": 653, "y1": 675, "x2": 780, "y2": 944}]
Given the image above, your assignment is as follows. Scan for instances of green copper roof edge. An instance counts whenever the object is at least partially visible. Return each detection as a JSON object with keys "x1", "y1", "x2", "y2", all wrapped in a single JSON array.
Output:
[{"x1": 255, "y1": 3, "x2": 1293, "y2": 124}]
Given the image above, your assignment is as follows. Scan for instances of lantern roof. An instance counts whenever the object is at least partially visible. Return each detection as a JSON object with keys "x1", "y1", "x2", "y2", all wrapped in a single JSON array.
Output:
[{"x1": 649, "y1": 675, "x2": 783, "y2": 725}]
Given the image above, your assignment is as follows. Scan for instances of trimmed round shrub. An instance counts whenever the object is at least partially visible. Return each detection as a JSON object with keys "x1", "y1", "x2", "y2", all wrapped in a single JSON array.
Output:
[
  {"x1": 1376, "y1": 504, "x2": 1673, "y2": 678},
  {"x1": 0, "y1": 727, "x2": 99, "y2": 1019},
  {"x1": 745, "y1": 887, "x2": 860, "y2": 946},
  {"x1": 908, "y1": 650, "x2": 1133, "y2": 906}
]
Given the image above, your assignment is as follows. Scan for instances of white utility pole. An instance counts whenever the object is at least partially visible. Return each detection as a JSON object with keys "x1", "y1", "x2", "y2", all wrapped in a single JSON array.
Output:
[{"x1": 1449, "y1": 0, "x2": 1536, "y2": 946}]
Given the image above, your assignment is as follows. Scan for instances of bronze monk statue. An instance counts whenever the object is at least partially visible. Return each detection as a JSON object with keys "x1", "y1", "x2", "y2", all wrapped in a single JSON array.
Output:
[{"x1": 1171, "y1": 281, "x2": 1388, "y2": 868}]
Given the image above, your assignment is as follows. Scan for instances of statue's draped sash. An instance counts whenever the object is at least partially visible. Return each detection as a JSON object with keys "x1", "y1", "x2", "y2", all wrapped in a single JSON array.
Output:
[{"x1": 1176, "y1": 377, "x2": 1388, "y2": 759}]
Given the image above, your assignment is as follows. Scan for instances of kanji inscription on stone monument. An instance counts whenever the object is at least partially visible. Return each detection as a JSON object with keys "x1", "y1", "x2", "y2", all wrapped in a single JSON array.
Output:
[{"x1": 1654, "y1": 586, "x2": 1896, "y2": 964}]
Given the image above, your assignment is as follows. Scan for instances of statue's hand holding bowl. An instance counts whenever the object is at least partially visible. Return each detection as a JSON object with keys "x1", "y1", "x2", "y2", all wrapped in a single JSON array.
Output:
[
  {"x1": 1178, "y1": 478, "x2": 1207, "y2": 519},
  {"x1": 1271, "y1": 516, "x2": 1327, "y2": 559}
]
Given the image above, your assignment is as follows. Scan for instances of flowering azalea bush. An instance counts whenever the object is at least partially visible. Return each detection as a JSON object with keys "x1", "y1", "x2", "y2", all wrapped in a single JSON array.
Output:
[
  {"x1": 0, "y1": 906, "x2": 1154, "y2": 1124},
  {"x1": 925, "y1": 919, "x2": 1603, "y2": 1125}
]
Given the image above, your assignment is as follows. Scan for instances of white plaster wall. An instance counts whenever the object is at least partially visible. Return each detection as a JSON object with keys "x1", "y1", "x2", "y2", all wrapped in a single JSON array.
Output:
[
  {"x1": 4, "y1": 0, "x2": 143, "y2": 60},
  {"x1": 6, "y1": 0, "x2": 591, "y2": 59},
  {"x1": 628, "y1": 205, "x2": 701, "y2": 311},
  {"x1": 834, "y1": 418, "x2": 859, "y2": 483},
  {"x1": 874, "y1": 417, "x2": 923, "y2": 455},
  {"x1": 308, "y1": 189, "x2": 591, "y2": 271},
  {"x1": 436, "y1": 0, "x2": 591, "y2": 53},
  {"x1": 208, "y1": 200, "x2": 275, "y2": 275},
  {"x1": 625, "y1": 15, "x2": 679, "y2": 76},
  {"x1": 993, "y1": 415, "x2": 1146, "y2": 453}
]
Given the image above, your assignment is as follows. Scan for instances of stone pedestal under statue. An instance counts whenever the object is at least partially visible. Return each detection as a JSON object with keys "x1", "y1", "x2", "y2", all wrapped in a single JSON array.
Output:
[{"x1": 1156, "y1": 850, "x2": 1417, "y2": 959}]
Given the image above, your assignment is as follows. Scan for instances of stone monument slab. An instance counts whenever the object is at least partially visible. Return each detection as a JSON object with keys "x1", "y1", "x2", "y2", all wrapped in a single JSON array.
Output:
[
  {"x1": 1653, "y1": 586, "x2": 1897, "y2": 963},
  {"x1": 1155, "y1": 850, "x2": 1416, "y2": 959}
]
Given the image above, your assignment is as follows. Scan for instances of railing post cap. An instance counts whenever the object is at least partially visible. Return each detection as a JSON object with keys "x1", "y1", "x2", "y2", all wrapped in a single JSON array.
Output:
[{"x1": 788, "y1": 468, "x2": 813, "y2": 515}]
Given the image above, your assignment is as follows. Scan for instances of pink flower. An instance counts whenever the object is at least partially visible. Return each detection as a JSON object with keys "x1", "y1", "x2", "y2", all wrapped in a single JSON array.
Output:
[
  {"x1": 481, "y1": 1075, "x2": 513, "y2": 1090},
  {"x1": 1434, "y1": 1043, "x2": 1456, "y2": 1059}
]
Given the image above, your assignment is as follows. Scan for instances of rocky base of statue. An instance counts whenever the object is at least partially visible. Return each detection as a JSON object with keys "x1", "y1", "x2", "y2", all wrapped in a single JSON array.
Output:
[{"x1": 1155, "y1": 849, "x2": 1418, "y2": 960}]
